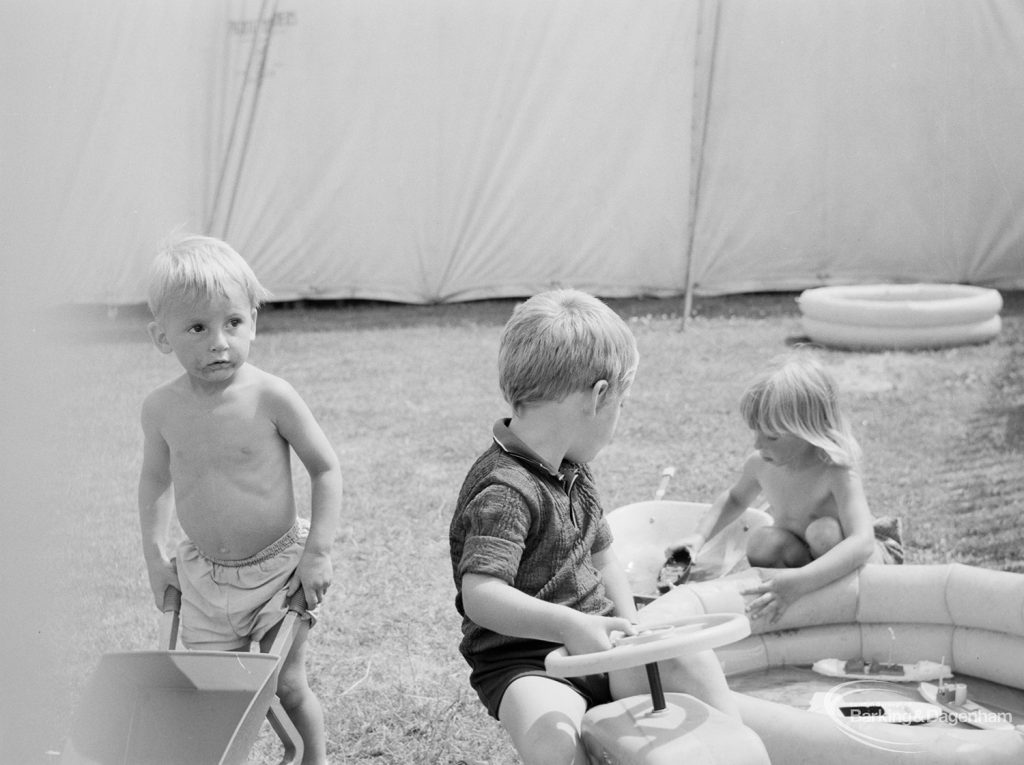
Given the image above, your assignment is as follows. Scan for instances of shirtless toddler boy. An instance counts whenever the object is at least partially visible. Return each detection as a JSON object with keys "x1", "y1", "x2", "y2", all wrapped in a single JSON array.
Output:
[{"x1": 138, "y1": 234, "x2": 342, "y2": 764}]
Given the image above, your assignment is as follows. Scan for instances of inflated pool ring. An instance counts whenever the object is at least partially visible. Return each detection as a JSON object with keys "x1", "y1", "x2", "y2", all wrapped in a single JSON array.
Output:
[
  {"x1": 640, "y1": 564, "x2": 1024, "y2": 765},
  {"x1": 797, "y1": 284, "x2": 1003, "y2": 350}
]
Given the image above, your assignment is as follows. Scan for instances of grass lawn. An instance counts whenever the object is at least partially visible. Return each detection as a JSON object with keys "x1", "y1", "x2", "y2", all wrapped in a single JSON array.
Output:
[{"x1": 3, "y1": 290, "x2": 1022, "y2": 763}]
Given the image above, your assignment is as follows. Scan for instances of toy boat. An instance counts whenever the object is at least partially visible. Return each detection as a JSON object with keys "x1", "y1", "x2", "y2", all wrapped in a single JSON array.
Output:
[
  {"x1": 812, "y1": 657, "x2": 952, "y2": 682},
  {"x1": 920, "y1": 681, "x2": 1017, "y2": 731},
  {"x1": 610, "y1": 499, "x2": 1024, "y2": 765},
  {"x1": 656, "y1": 546, "x2": 693, "y2": 593}
]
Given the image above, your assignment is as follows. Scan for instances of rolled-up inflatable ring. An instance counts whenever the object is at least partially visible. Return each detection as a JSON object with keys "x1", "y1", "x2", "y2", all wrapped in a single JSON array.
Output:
[{"x1": 798, "y1": 284, "x2": 1002, "y2": 350}]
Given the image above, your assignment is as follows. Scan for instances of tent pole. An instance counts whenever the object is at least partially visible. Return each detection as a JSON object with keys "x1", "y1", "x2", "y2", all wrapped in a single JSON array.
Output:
[
  {"x1": 222, "y1": 0, "x2": 280, "y2": 240},
  {"x1": 207, "y1": 0, "x2": 272, "y2": 234},
  {"x1": 682, "y1": 0, "x2": 722, "y2": 328}
]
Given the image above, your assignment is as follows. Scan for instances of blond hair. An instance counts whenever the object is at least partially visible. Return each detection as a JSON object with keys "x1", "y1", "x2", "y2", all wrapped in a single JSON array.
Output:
[
  {"x1": 740, "y1": 351, "x2": 860, "y2": 466},
  {"x1": 499, "y1": 289, "x2": 638, "y2": 411},
  {"x1": 147, "y1": 234, "x2": 270, "y2": 319}
]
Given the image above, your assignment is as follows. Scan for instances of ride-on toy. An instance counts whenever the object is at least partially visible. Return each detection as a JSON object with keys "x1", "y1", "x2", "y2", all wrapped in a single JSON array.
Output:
[{"x1": 545, "y1": 613, "x2": 770, "y2": 764}]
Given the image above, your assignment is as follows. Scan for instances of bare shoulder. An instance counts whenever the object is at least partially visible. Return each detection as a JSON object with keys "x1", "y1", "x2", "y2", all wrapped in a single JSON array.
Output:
[
  {"x1": 140, "y1": 375, "x2": 188, "y2": 424},
  {"x1": 246, "y1": 365, "x2": 299, "y2": 397},
  {"x1": 244, "y1": 365, "x2": 307, "y2": 411},
  {"x1": 824, "y1": 461, "x2": 865, "y2": 491},
  {"x1": 741, "y1": 451, "x2": 769, "y2": 477},
  {"x1": 727, "y1": 452, "x2": 767, "y2": 502}
]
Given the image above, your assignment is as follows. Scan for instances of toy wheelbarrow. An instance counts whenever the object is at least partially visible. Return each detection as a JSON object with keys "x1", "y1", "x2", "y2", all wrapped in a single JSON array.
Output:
[{"x1": 59, "y1": 587, "x2": 306, "y2": 765}]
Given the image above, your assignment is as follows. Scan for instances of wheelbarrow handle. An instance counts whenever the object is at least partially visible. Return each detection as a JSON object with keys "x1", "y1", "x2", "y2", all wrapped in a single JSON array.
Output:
[
  {"x1": 265, "y1": 589, "x2": 309, "y2": 660},
  {"x1": 654, "y1": 466, "x2": 677, "y2": 501},
  {"x1": 160, "y1": 586, "x2": 182, "y2": 649},
  {"x1": 286, "y1": 587, "x2": 308, "y2": 614},
  {"x1": 162, "y1": 585, "x2": 182, "y2": 614}
]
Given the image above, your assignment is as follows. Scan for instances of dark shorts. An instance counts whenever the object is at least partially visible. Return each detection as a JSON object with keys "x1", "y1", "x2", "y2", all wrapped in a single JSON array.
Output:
[{"x1": 467, "y1": 640, "x2": 613, "y2": 719}]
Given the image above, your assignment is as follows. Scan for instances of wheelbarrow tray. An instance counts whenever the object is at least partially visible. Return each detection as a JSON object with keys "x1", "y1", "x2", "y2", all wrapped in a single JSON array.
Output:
[
  {"x1": 60, "y1": 587, "x2": 305, "y2": 765},
  {"x1": 60, "y1": 648, "x2": 281, "y2": 765},
  {"x1": 606, "y1": 500, "x2": 772, "y2": 599}
]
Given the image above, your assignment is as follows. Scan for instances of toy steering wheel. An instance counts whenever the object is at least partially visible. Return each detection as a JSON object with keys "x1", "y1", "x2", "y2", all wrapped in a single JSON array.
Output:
[{"x1": 545, "y1": 613, "x2": 749, "y2": 678}]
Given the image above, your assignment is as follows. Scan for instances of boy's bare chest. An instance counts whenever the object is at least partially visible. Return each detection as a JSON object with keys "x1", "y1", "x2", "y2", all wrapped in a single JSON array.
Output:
[{"x1": 163, "y1": 401, "x2": 281, "y2": 467}]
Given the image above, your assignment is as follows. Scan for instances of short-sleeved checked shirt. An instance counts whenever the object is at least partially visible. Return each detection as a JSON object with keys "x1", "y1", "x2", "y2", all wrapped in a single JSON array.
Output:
[{"x1": 449, "y1": 419, "x2": 616, "y2": 662}]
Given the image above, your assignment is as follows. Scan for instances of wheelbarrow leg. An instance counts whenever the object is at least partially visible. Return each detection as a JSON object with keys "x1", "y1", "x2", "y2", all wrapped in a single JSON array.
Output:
[{"x1": 266, "y1": 697, "x2": 304, "y2": 765}]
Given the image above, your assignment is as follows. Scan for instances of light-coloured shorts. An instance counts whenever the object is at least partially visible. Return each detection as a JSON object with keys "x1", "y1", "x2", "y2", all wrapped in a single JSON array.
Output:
[{"x1": 176, "y1": 518, "x2": 313, "y2": 650}]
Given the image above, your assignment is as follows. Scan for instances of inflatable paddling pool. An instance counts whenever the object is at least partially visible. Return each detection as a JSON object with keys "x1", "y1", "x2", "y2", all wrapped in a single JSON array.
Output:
[
  {"x1": 797, "y1": 283, "x2": 1003, "y2": 350},
  {"x1": 610, "y1": 500, "x2": 1024, "y2": 764}
]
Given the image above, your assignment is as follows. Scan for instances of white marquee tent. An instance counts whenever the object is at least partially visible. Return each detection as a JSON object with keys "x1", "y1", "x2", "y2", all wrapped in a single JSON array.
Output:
[{"x1": 5, "y1": 0, "x2": 1024, "y2": 307}]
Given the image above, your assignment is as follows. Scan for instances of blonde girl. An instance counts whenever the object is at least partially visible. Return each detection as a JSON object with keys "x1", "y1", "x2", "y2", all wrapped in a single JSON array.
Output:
[{"x1": 667, "y1": 351, "x2": 901, "y2": 623}]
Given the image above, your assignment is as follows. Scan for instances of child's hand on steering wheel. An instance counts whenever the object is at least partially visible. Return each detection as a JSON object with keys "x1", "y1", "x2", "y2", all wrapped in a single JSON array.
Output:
[{"x1": 561, "y1": 613, "x2": 637, "y2": 656}]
